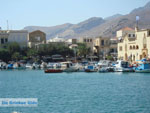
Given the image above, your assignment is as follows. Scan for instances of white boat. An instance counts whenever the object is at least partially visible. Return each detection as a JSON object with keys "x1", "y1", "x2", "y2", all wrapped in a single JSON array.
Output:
[
  {"x1": 40, "y1": 62, "x2": 47, "y2": 69},
  {"x1": 61, "y1": 62, "x2": 79, "y2": 72},
  {"x1": 0, "y1": 62, "x2": 7, "y2": 69},
  {"x1": 26, "y1": 63, "x2": 33, "y2": 69},
  {"x1": 99, "y1": 66, "x2": 114, "y2": 72},
  {"x1": 13, "y1": 62, "x2": 26, "y2": 69},
  {"x1": 32, "y1": 62, "x2": 41, "y2": 69},
  {"x1": 98, "y1": 60, "x2": 111, "y2": 67},
  {"x1": 114, "y1": 60, "x2": 134, "y2": 72},
  {"x1": 98, "y1": 60, "x2": 114, "y2": 72}
]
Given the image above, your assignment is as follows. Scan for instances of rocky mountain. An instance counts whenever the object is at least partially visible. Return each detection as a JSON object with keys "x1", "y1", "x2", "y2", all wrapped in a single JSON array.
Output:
[
  {"x1": 104, "y1": 14, "x2": 122, "y2": 21},
  {"x1": 24, "y1": 2, "x2": 150, "y2": 39}
]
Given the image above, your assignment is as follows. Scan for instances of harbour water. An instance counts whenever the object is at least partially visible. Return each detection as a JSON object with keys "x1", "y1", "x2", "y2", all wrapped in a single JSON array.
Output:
[{"x1": 0, "y1": 70, "x2": 150, "y2": 113}]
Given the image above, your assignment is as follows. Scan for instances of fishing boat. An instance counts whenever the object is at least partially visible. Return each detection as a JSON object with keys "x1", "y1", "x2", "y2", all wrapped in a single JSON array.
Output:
[
  {"x1": 26, "y1": 63, "x2": 33, "y2": 69},
  {"x1": 61, "y1": 62, "x2": 79, "y2": 72},
  {"x1": 98, "y1": 60, "x2": 114, "y2": 72},
  {"x1": 114, "y1": 60, "x2": 134, "y2": 72},
  {"x1": 0, "y1": 62, "x2": 7, "y2": 69},
  {"x1": 13, "y1": 62, "x2": 26, "y2": 69},
  {"x1": 99, "y1": 66, "x2": 114, "y2": 72},
  {"x1": 7, "y1": 64, "x2": 14, "y2": 69},
  {"x1": 45, "y1": 69, "x2": 63, "y2": 73},
  {"x1": 134, "y1": 58, "x2": 150, "y2": 73},
  {"x1": 85, "y1": 65, "x2": 98, "y2": 72}
]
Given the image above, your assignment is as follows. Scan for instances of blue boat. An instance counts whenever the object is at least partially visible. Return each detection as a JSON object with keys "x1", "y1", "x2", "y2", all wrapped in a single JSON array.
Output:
[
  {"x1": 7, "y1": 64, "x2": 14, "y2": 69},
  {"x1": 85, "y1": 65, "x2": 98, "y2": 72},
  {"x1": 134, "y1": 58, "x2": 150, "y2": 73}
]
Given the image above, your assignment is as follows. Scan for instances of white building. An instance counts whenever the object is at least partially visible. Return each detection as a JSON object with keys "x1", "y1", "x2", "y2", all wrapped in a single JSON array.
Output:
[
  {"x1": 0, "y1": 30, "x2": 28, "y2": 47},
  {"x1": 117, "y1": 27, "x2": 135, "y2": 39},
  {"x1": 47, "y1": 37, "x2": 65, "y2": 43}
]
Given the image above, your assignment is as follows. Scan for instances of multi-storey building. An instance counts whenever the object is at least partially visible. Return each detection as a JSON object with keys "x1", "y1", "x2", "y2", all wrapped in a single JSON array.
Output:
[
  {"x1": 118, "y1": 27, "x2": 150, "y2": 63},
  {"x1": 28, "y1": 30, "x2": 46, "y2": 48},
  {"x1": 0, "y1": 30, "x2": 28, "y2": 47}
]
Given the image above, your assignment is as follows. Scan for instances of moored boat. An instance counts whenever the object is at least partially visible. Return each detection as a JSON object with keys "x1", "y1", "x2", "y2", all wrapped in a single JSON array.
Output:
[
  {"x1": 45, "y1": 69, "x2": 63, "y2": 73},
  {"x1": 61, "y1": 62, "x2": 79, "y2": 72},
  {"x1": 134, "y1": 58, "x2": 150, "y2": 73},
  {"x1": 85, "y1": 65, "x2": 98, "y2": 72},
  {"x1": 114, "y1": 60, "x2": 134, "y2": 72}
]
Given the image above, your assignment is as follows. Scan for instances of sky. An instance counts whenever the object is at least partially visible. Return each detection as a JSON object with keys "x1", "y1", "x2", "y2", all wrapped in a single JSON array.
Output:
[{"x1": 0, "y1": 0, "x2": 150, "y2": 30}]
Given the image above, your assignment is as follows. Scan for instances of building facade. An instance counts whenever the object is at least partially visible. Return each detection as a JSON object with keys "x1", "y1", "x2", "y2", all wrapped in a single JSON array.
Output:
[
  {"x1": 78, "y1": 36, "x2": 118, "y2": 59},
  {"x1": 78, "y1": 37, "x2": 94, "y2": 54},
  {"x1": 0, "y1": 30, "x2": 28, "y2": 47},
  {"x1": 118, "y1": 28, "x2": 150, "y2": 63},
  {"x1": 28, "y1": 30, "x2": 46, "y2": 48}
]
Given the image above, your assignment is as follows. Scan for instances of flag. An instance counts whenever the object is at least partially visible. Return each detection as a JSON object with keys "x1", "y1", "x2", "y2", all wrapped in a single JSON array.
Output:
[{"x1": 136, "y1": 16, "x2": 140, "y2": 21}]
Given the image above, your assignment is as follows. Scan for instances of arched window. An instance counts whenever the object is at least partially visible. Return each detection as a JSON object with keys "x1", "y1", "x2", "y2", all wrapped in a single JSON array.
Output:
[
  {"x1": 133, "y1": 45, "x2": 135, "y2": 49},
  {"x1": 130, "y1": 46, "x2": 132, "y2": 50},
  {"x1": 143, "y1": 34, "x2": 147, "y2": 49},
  {"x1": 133, "y1": 55, "x2": 135, "y2": 61},
  {"x1": 136, "y1": 45, "x2": 139, "y2": 49}
]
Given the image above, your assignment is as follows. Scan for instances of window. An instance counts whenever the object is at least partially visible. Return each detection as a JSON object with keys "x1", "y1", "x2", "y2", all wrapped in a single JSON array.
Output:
[
  {"x1": 136, "y1": 45, "x2": 139, "y2": 49},
  {"x1": 133, "y1": 46, "x2": 135, "y2": 49},
  {"x1": 84, "y1": 39, "x2": 86, "y2": 42},
  {"x1": 101, "y1": 40, "x2": 104, "y2": 46},
  {"x1": 143, "y1": 36, "x2": 147, "y2": 49},
  {"x1": 1, "y1": 38, "x2": 4, "y2": 44},
  {"x1": 130, "y1": 46, "x2": 132, "y2": 50},
  {"x1": 128, "y1": 34, "x2": 131, "y2": 37},
  {"x1": 119, "y1": 46, "x2": 122, "y2": 51},
  {"x1": 133, "y1": 34, "x2": 135, "y2": 37},
  {"x1": 110, "y1": 49, "x2": 114, "y2": 52},
  {"x1": 87, "y1": 39, "x2": 89, "y2": 42},
  {"x1": 35, "y1": 36, "x2": 41, "y2": 41},
  {"x1": 90, "y1": 39, "x2": 92, "y2": 42},
  {"x1": 148, "y1": 31, "x2": 150, "y2": 36},
  {"x1": 5, "y1": 38, "x2": 8, "y2": 43}
]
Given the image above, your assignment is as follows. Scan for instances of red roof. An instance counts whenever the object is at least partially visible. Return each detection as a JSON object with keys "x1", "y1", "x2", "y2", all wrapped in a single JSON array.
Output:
[{"x1": 121, "y1": 27, "x2": 134, "y2": 31}]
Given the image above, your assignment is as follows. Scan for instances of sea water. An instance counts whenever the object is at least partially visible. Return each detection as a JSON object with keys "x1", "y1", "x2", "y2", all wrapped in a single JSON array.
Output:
[{"x1": 0, "y1": 70, "x2": 150, "y2": 113}]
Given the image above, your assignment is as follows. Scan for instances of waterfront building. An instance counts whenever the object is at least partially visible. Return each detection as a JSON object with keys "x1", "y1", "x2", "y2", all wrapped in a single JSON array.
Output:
[
  {"x1": 0, "y1": 30, "x2": 28, "y2": 47},
  {"x1": 47, "y1": 36, "x2": 65, "y2": 43},
  {"x1": 78, "y1": 37, "x2": 94, "y2": 54},
  {"x1": 28, "y1": 30, "x2": 46, "y2": 48},
  {"x1": 117, "y1": 27, "x2": 150, "y2": 63},
  {"x1": 116, "y1": 27, "x2": 135, "y2": 39},
  {"x1": 78, "y1": 36, "x2": 118, "y2": 59},
  {"x1": 109, "y1": 37, "x2": 118, "y2": 59},
  {"x1": 93, "y1": 37, "x2": 112, "y2": 59},
  {"x1": 65, "y1": 38, "x2": 77, "y2": 45}
]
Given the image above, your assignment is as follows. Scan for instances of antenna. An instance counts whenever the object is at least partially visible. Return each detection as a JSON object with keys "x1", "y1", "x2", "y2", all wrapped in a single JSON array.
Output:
[
  {"x1": 7, "y1": 20, "x2": 9, "y2": 30},
  {"x1": 136, "y1": 16, "x2": 139, "y2": 28}
]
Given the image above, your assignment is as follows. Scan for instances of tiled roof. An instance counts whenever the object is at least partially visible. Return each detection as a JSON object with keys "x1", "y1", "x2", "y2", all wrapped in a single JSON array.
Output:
[{"x1": 121, "y1": 27, "x2": 134, "y2": 31}]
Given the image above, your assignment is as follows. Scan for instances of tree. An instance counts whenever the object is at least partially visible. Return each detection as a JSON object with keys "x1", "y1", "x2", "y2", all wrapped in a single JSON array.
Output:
[
  {"x1": 0, "y1": 48, "x2": 11, "y2": 62},
  {"x1": 7, "y1": 42, "x2": 21, "y2": 54},
  {"x1": 77, "y1": 43, "x2": 90, "y2": 58},
  {"x1": 106, "y1": 55, "x2": 114, "y2": 61},
  {"x1": 27, "y1": 48, "x2": 38, "y2": 58},
  {"x1": 12, "y1": 52, "x2": 22, "y2": 61}
]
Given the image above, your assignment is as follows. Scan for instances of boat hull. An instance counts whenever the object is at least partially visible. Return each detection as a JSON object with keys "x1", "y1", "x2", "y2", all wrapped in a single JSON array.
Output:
[
  {"x1": 45, "y1": 69, "x2": 63, "y2": 73},
  {"x1": 135, "y1": 69, "x2": 150, "y2": 73},
  {"x1": 114, "y1": 67, "x2": 134, "y2": 72}
]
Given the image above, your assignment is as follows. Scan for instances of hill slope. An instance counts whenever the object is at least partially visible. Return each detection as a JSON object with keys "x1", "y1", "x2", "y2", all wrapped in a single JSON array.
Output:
[{"x1": 24, "y1": 2, "x2": 150, "y2": 39}]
